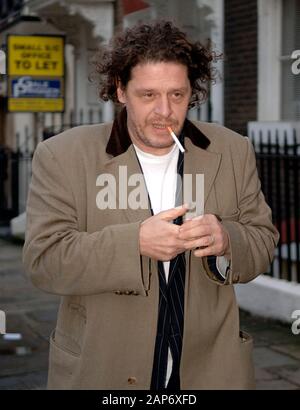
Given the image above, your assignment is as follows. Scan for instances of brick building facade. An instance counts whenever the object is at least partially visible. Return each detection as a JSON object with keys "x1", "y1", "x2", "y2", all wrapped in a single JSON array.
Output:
[{"x1": 224, "y1": 0, "x2": 258, "y2": 136}]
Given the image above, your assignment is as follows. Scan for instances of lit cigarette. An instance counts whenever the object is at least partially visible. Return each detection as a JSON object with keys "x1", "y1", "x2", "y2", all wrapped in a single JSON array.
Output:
[{"x1": 167, "y1": 127, "x2": 185, "y2": 153}]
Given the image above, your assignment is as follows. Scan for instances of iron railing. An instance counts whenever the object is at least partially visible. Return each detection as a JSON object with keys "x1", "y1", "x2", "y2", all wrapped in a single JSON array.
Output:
[{"x1": 250, "y1": 129, "x2": 300, "y2": 283}]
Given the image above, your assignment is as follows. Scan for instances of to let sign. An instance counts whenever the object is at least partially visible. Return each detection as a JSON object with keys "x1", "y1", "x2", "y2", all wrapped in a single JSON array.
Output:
[{"x1": 7, "y1": 35, "x2": 65, "y2": 112}]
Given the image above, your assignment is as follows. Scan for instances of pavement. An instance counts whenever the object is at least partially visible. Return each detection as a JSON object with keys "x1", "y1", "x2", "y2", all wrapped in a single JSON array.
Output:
[{"x1": 0, "y1": 236, "x2": 300, "y2": 390}]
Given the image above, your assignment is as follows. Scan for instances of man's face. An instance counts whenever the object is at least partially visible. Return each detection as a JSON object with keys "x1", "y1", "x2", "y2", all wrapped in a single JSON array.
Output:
[{"x1": 117, "y1": 61, "x2": 192, "y2": 155}]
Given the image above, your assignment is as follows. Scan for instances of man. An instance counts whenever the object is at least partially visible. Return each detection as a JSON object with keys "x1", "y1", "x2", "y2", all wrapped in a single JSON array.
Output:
[{"x1": 23, "y1": 21, "x2": 279, "y2": 390}]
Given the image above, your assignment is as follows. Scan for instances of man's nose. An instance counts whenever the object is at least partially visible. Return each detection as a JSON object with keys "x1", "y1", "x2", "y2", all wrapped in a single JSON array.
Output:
[{"x1": 154, "y1": 95, "x2": 172, "y2": 118}]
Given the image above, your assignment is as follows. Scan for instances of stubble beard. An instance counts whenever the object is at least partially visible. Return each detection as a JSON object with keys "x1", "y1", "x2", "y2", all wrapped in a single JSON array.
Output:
[{"x1": 132, "y1": 121, "x2": 176, "y2": 150}]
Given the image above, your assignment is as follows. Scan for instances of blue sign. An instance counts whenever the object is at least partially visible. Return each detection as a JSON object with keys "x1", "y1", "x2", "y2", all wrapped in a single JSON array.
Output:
[{"x1": 10, "y1": 76, "x2": 62, "y2": 98}]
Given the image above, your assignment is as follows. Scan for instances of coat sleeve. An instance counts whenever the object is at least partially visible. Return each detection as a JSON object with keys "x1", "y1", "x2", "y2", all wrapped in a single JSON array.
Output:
[
  {"x1": 203, "y1": 137, "x2": 280, "y2": 285},
  {"x1": 23, "y1": 141, "x2": 151, "y2": 297}
]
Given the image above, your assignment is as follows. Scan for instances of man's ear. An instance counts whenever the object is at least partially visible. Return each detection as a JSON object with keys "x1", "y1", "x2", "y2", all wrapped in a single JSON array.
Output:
[{"x1": 116, "y1": 81, "x2": 126, "y2": 104}]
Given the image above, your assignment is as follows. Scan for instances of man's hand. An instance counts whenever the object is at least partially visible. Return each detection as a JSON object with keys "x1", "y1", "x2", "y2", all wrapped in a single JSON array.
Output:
[
  {"x1": 178, "y1": 214, "x2": 231, "y2": 259},
  {"x1": 139, "y1": 205, "x2": 189, "y2": 261}
]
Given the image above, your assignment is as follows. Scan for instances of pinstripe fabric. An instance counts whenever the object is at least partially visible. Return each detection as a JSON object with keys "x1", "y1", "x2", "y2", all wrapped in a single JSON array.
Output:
[{"x1": 150, "y1": 137, "x2": 185, "y2": 391}]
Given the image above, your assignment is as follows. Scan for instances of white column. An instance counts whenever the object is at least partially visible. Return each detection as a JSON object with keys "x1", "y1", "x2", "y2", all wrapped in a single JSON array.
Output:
[
  {"x1": 73, "y1": 2, "x2": 115, "y2": 123},
  {"x1": 258, "y1": 0, "x2": 282, "y2": 121},
  {"x1": 209, "y1": 0, "x2": 224, "y2": 125}
]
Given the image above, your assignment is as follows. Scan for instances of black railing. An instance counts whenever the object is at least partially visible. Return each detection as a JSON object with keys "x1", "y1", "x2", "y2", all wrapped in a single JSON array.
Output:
[
  {"x1": 0, "y1": 146, "x2": 20, "y2": 223},
  {"x1": 250, "y1": 129, "x2": 300, "y2": 283},
  {"x1": 41, "y1": 108, "x2": 104, "y2": 140}
]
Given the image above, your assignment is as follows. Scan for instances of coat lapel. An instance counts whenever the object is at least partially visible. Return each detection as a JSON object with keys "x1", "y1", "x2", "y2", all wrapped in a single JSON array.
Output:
[
  {"x1": 183, "y1": 137, "x2": 221, "y2": 213},
  {"x1": 103, "y1": 145, "x2": 152, "y2": 223}
]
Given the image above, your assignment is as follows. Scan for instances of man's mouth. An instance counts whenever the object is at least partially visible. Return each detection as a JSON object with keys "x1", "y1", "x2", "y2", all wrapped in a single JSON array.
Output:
[{"x1": 152, "y1": 124, "x2": 174, "y2": 130}]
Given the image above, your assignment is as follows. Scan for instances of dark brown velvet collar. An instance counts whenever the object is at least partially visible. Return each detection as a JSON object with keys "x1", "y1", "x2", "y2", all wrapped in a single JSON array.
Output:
[{"x1": 106, "y1": 107, "x2": 211, "y2": 157}]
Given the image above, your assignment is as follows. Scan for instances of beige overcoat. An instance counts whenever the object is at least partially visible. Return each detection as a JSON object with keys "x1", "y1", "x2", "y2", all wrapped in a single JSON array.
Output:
[{"x1": 23, "y1": 112, "x2": 279, "y2": 389}]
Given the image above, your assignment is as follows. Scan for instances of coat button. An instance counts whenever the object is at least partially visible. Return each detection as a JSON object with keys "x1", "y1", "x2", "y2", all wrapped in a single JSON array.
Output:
[{"x1": 128, "y1": 377, "x2": 137, "y2": 385}]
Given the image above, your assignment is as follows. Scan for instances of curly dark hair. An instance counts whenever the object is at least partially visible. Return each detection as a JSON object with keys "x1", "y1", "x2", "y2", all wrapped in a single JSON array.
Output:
[{"x1": 93, "y1": 20, "x2": 220, "y2": 107}]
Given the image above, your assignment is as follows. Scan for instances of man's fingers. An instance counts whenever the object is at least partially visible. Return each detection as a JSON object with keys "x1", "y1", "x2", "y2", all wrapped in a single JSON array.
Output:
[
  {"x1": 182, "y1": 214, "x2": 220, "y2": 227},
  {"x1": 179, "y1": 225, "x2": 210, "y2": 240},
  {"x1": 181, "y1": 217, "x2": 206, "y2": 229},
  {"x1": 158, "y1": 204, "x2": 189, "y2": 221},
  {"x1": 184, "y1": 235, "x2": 215, "y2": 250}
]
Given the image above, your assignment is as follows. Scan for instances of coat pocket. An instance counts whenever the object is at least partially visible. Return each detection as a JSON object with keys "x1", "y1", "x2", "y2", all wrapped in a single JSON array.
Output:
[{"x1": 47, "y1": 329, "x2": 81, "y2": 390}]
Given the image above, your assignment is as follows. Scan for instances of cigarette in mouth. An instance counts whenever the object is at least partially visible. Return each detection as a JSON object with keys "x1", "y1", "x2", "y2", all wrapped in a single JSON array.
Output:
[{"x1": 167, "y1": 127, "x2": 185, "y2": 153}]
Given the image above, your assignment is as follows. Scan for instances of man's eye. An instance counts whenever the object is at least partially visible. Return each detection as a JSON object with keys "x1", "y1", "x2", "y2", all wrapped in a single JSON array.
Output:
[
  {"x1": 173, "y1": 92, "x2": 183, "y2": 99},
  {"x1": 141, "y1": 92, "x2": 153, "y2": 97}
]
